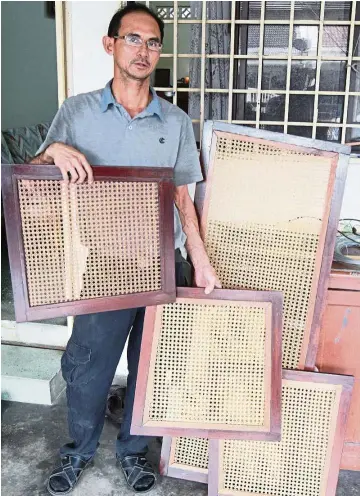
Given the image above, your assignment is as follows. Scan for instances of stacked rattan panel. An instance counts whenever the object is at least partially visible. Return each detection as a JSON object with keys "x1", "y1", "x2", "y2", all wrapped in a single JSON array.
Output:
[
  {"x1": 161, "y1": 124, "x2": 350, "y2": 486},
  {"x1": 196, "y1": 123, "x2": 350, "y2": 370},
  {"x1": 132, "y1": 288, "x2": 282, "y2": 440},
  {"x1": 160, "y1": 436, "x2": 209, "y2": 483},
  {"x1": 1, "y1": 165, "x2": 175, "y2": 321},
  {"x1": 208, "y1": 370, "x2": 354, "y2": 496},
  {"x1": 162, "y1": 372, "x2": 354, "y2": 493}
]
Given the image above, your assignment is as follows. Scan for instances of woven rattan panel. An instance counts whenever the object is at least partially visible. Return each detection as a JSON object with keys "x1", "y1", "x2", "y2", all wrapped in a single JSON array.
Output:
[
  {"x1": 219, "y1": 380, "x2": 341, "y2": 496},
  {"x1": 18, "y1": 180, "x2": 161, "y2": 306},
  {"x1": 204, "y1": 134, "x2": 333, "y2": 369},
  {"x1": 146, "y1": 300, "x2": 267, "y2": 427},
  {"x1": 18, "y1": 180, "x2": 66, "y2": 307},
  {"x1": 173, "y1": 437, "x2": 209, "y2": 471}
]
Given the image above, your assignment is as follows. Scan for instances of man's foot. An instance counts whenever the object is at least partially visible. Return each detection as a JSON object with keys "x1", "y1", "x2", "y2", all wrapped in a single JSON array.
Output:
[
  {"x1": 119, "y1": 455, "x2": 157, "y2": 493},
  {"x1": 47, "y1": 455, "x2": 92, "y2": 495},
  {"x1": 106, "y1": 384, "x2": 126, "y2": 424}
]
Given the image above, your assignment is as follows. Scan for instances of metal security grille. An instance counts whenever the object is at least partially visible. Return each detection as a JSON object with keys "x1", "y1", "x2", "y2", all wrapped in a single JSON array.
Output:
[
  {"x1": 156, "y1": 5, "x2": 192, "y2": 19},
  {"x1": 148, "y1": 1, "x2": 360, "y2": 146}
]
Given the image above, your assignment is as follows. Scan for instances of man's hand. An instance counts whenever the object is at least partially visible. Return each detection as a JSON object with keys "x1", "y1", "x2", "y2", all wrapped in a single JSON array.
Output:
[
  {"x1": 194, "y1": 262, "x2": 222, "y2": 295},
  {"x1": 47, "y1": 143, "x2": 93, "y2": 184},
  {"x1": 31, "y1": 143, "x2": 93, "y2": 184}
]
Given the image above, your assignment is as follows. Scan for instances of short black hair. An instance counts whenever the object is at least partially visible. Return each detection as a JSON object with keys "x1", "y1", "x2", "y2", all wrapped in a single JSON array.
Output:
[{"x1": 107, "y1": 2, "x2": 164, "y2": 42}]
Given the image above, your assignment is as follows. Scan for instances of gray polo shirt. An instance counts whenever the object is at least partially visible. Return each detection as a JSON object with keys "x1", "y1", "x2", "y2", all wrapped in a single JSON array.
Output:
[{"x1": 37, "y1": 80, "x2": 203, "y2": 250}]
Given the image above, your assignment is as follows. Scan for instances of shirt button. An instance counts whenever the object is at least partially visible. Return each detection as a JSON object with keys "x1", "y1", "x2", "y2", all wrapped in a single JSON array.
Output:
[{"x1": 128, "y1": 125, "x2": 132, "y2": 130}]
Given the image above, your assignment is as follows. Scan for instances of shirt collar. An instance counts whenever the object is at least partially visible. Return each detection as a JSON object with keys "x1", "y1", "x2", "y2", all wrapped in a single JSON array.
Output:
[{"x1": 100, "y1": 80, "x2": 164, "y2": 121}]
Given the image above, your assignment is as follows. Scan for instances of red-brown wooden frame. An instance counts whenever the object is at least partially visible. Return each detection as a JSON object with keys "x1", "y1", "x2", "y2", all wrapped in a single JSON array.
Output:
[
  {"x1": 131, "y1": 287, "x2": 283, "y2": 440},
  {"x1": 159, "y1": 436, "x2": 208, "y2": 484},
  {"x1": 317, "y1": 287, "x2": 360, "y2": 472},
  {"x1": 1, "y1": 164, "x2": 176, "y2": 322},
  {"x1": 195, "y1": 121, "x2": 350, "y2": 371},
  {"x1": 208, "y1": 369, "x2": 354, "y2": 496},
  {"x1": 329, "y1": 267, "x2": 360, "y2": 292}
]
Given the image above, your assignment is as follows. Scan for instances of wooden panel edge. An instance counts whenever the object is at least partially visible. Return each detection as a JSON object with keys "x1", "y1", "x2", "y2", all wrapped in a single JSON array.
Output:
[
  {"x1": 325, "y1": 383, "x2": 354, "y2": 495},
  {"x1": 159, "y1": 180, "x2": 176, "y2": 299},
  {"x1": 159, "y1": 437, "x2": 172, "y2": 476},
  {"x1": 1, "y1": 166, "x2": 29, "y2": 321},
  {"x1": 282, "y1": 369, "x2": 355, "y2": 388},
  {"x1": 11, "y1": 164, "x2": 174, "y2": 181},
  {"x1": 23, "y1": 291, "x2": 173, "y2": 322},
  {"x1": 305, "y1": 153, "x2": 350, "y2": 369},
  {"x1": 208, "y1": 438, "x2": 220, "y2": 496},
  {"x1": 167, "y1": 465, "x2": 208, "y2": 484},
  {"x1": 270, "y1": 292, "x2": 283, "y2": 438},
  {"x1": 131, "y1": 305, "x2": 158, "y2": 431}
]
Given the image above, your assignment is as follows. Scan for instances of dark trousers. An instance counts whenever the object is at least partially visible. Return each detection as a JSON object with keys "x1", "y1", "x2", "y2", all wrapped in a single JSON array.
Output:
[{"x1": 60, "y1": 250, "x2": 191, "y2": 460}]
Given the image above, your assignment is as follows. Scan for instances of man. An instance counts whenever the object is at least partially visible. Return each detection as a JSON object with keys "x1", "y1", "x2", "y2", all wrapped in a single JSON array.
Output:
[{"x1": 31, "y1": 3, "x2": 220, "y2": 494}]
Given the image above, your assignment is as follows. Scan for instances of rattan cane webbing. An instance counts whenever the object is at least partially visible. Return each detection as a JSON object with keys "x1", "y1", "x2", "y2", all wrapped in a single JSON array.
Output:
[
  {"x1": 204, "y1": 134, "x2": 333, "y2": 369},
  {"x1": 18, "y1": 180, "x2": 161, "y2": 306},
  {"x1": 18, "y1": 180, "x2": 66, "y2": 307},
  {"x1": 173, "y1": 437, "x2": 209, "y2": 471},
  {"x1": 219, "y1": 380, "x2": 341, "y2": 496},
  {"x1": 147, "y1": 300, "x2": 267, "y2": 427}
]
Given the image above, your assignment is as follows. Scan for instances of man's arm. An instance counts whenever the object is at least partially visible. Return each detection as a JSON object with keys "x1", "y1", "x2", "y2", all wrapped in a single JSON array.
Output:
[{"x1": 175, "y1": 184, "x2": 221, "y2": 294}]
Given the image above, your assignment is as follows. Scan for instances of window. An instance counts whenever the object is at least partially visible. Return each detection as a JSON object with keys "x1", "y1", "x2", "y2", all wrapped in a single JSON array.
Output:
[{"x1": 148, "y1": 1, "x2": 360, "y2": 145}]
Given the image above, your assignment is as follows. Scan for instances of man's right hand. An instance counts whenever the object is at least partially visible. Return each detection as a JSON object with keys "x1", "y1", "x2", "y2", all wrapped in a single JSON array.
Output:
[{"x1": 33, "y1": 143, "x2": 93, "y2": 184}]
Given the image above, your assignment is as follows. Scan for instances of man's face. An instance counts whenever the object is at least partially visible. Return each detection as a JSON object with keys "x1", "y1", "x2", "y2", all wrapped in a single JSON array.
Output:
[{"x1": 111, "y1": 12, "x2": 161, "y2": 81}]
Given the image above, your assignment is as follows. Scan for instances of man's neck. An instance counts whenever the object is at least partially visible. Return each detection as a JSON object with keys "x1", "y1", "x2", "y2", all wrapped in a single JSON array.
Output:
[{"x1": 111, "y1": 75, "x2": 152, "y2": 118}]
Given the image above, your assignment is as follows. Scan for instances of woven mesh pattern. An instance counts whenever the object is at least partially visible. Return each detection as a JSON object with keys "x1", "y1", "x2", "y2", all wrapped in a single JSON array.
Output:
[
  {"x1": 204, "y1": 134, "x2": 333, "y2": 368},
  {"x1": 206, "y1": 222, "x2": 318, "y2": 369},
  {"x1": 18, "y1": 180, "x2": 66, "y2": 306},
  {"x1": 173, "y1": 437, "x2": 209, "y2": 470},
  {"x1": 147, "y1": 300, "x2": 267, "y2": 426},
  {"x1": 221, "y1": 380, "x2": 340, "y2": 496},
  {"x1": 216, "y1": 136, "x2": 313, "y2": 161},
  {"x1": 18, "y1": 180, "x2": 161, "y2": 306}
]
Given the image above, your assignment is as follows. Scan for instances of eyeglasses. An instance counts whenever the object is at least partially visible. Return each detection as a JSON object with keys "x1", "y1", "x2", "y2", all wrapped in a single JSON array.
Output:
[{"x1": 113, "y1": 34, "x2": 162, "y2": 52}]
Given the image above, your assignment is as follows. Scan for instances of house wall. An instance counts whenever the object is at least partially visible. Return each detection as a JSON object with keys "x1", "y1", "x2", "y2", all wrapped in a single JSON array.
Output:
[
  {"x1": 65, "y1": 1, "x2": 120, "y2": 97},
  {"x1": 1, "y1": 1, "x2": 58, "y2": 130}
]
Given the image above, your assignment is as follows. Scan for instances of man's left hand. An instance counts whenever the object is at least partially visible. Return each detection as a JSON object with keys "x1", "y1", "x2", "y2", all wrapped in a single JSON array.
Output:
[{"x1": 194, "y1": 264, "x2": 222, "y2": 295}]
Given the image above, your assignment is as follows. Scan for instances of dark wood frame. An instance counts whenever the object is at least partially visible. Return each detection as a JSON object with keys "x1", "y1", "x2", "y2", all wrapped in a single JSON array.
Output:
[
  {"x1": 195, "y1": 121, "x2": 351, "y2": 371},
  {"x1": 1, "y1": 164, "x2": 176, "y2": 322},
  {"x1": 208, "y1": 369, "x2": 354, "y2": 496},
  {"x1": 159, "y1": 436, "x2": 208, "y2": 484},
  {"x1": 131, "y1": 287, "x2": 283, "y2": 440}
]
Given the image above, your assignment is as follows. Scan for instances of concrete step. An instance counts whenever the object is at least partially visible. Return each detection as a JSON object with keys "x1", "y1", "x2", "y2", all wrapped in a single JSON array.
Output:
[
  {"x1": 1, "y1": 344, "x2": 65, "y2": 405},
  {"x1": 1, "y1": 320, "x2": 69, "y2": 348},
  {"x1": 1, "y1": 319, "x2": 129, "y2": 384}
]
